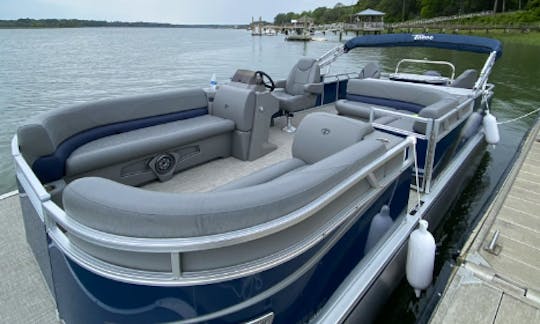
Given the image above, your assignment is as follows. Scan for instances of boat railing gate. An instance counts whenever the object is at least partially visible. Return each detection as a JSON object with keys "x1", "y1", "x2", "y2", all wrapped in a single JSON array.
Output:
[
  {"x1": 369, "y1": 96, "x2": 475, "y2": 193},
  {"x1": 12, "y1": 134, "x2": 415, "y2": 286}
]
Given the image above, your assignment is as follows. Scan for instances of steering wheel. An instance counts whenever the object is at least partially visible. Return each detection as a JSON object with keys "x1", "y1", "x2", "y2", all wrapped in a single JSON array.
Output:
[{"x1": 255, "y1": 71, "x2": 275, "y2": 92}]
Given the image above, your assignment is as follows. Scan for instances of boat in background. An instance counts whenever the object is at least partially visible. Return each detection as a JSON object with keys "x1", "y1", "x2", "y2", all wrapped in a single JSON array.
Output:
[{"x1": 12, "y1": 33, "x2": 502, "y2": 323}]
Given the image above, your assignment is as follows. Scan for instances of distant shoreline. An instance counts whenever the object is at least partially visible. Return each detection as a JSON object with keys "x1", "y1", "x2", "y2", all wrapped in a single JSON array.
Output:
[{"x1": 0, "y1": 18, "x2": 248, "y2": 29}]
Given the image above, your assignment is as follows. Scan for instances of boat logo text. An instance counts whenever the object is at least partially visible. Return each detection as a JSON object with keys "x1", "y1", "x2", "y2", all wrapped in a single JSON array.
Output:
[{"x1": 413, "y1": 34, "x2": 434, "y2": 41}]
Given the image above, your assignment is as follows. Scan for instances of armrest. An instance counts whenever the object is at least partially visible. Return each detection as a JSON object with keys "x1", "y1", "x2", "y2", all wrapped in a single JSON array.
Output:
[
  {"x1": 304, "y1": 82, "x2": 323, "y2": 94},
  {"x1": 275, "y1": 79, "x2": 287, "y2": 88}
]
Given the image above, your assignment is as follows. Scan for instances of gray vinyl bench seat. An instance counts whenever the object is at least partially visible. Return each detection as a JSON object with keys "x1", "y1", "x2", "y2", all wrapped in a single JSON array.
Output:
[
  {"x1": 66, "y1": 115, "x2": 235, "y2": 176},
  {"x1": 18, "y1": 84, "x2": 280, "y2": 192},
  {"x1": 336, "y1": 79, "x2": 463, "y2": 135},
  {"x1": 63, "y1": 112, "x2": 391, "y2": 238},
  {"x1": 62, "y1": 112, "x2": 408, "y2": 272}
]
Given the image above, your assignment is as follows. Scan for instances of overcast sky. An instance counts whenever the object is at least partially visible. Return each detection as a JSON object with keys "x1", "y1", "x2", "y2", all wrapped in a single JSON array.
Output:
[{"x1": 0, "y1": 0, "x2": 352, "y2": 24}]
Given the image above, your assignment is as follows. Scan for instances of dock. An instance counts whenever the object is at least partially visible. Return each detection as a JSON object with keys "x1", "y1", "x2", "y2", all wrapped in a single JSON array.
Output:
[
  {"x1": 430, "y1": 118, "x2": 540, "y2": 323},
  {"x1": 0, "y1": 191, "x2": 58, "y2": 323}
]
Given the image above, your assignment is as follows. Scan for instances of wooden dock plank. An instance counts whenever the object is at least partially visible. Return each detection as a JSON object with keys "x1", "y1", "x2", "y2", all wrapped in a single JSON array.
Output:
[
  {"x1": 430, "y1": 278, "x2": 501, "y2": 324},
  {"x1": 480, "y1": 250, "x2": 540, "y2": 290},
  {"x1": 492, "y1": 218, "x2": 540, "y2": 248},
  {"x1": 507, "y1": 185, "x2": 540, "y2": 205},
  {"x1": 513, "y1": 178, "x2": 540, "y2": 195},
  {"x1": 494, "y1": 294, "x2": 540, "y2": 324},
  {"x1": 503, "y1": 196, "x2": 540, "y2": 222},
  {"x1": 519, "y1": 162, "x2": 540, "y2": 178},
  {"x1": 484, "y1": 230, "x2": 540, "y2": 269},
  {"x1": 516, "y1": 168, "x2": 540, "y2": 183},
  {"x1": 497, "y1": 206, "x2": 540, "y2": 234}
]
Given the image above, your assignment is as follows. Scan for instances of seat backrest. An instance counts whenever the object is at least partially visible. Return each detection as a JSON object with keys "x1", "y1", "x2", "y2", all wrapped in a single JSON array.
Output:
[
  {"x1": 292, "y1": 112, "x2": 373, "y2": 164},
  {"x1": 18, "y1": 88, "x2": 209, "y2": 168},
  {"x1": 212, "y1": 84, "x2": 256, "y2": 132},
  {"x1": 359, "y1": 62, "x2": 381, "y2": 79},
  {"x1": 285, "y1": 58, "x2": 321, "y2": 96},
  {"x1": 451, "y1": 69, "x2": 478, "y2": 89},
  {"x1": 346, "y1": 79, "x2": 448, "y2": 106}
]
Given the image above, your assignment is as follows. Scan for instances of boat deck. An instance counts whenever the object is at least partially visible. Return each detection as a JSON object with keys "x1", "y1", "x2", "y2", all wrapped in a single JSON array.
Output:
[
  {"x1": 430, "y1": 118, "x2": 540, "y2": 323},
  {"x1": 143, "y1": 103, "x2": 338, "y2": 193}
]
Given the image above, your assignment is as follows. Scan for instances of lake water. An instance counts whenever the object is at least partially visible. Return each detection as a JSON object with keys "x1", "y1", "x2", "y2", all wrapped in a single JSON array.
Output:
[{"x1": 1, "y1": 28, "x2": 539, "y2": 321}]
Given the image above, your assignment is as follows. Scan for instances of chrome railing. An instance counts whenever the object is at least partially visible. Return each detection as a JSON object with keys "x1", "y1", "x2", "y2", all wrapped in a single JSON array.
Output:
[
  {"x1": 369, "y1": 96, "x2": 475, "y2": 193},
  {"x1": 395, "y1": 58, "x2": 456, "y2": 80},
  {"x1": 11, "y1": 136, "x2": 50, "y2": 220}
]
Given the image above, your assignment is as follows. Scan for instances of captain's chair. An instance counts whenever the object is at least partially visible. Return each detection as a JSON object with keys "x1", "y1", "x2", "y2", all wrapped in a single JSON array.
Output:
[{"x1": 272, "y1": 57, "x2": 323, "y2": 132}]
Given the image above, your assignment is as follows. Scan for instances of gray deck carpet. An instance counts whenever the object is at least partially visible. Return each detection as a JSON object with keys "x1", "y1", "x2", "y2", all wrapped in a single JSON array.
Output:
[{"x1": 143, "y1": 104, "x2": 338, "y2": 193}]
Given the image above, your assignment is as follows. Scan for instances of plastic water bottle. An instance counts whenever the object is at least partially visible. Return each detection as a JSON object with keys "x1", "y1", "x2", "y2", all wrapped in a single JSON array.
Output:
[{"x1": 210, "y1": 73, "x2": 217, "y2": 90}]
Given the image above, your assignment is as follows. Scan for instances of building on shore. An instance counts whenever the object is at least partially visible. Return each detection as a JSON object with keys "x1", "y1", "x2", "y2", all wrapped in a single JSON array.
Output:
[{"x1": 353, "y1": 8, "x2": 385, "y2": 34}]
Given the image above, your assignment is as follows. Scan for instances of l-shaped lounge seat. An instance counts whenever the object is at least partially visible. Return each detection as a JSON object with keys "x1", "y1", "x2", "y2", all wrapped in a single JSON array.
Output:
[
  {"x1": 335, "y1": 79, "x2": 463, "y2": 135},
  {"x1": 61, "y1": 112, "x2": 406, "y2": 271},
  {"x1": 17, "y1": 84, "x2": 279, "y2": 192},
  {"x1": 17, "y1": 88, "x2": 228, "y2": 185}
]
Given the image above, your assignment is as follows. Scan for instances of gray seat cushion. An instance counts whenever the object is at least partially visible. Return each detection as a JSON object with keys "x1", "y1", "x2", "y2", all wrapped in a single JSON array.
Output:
[
  {"x1": 346, "y1": 79, "x2": 447, "y2": 106},
  {"x1": 359, "y1": 62, "x2": 381, "y2": 79},
  {"x1": 292, "y1": 112, "x2": 373, "y2": 164},
  {"x1": 413, "y1": 97, "x2": 459, "y2": 134},
  {"x1": 272, "y1": 89, "x2": 317, "y2": 112},
  {"x1": 212, "y1": 85, "x2": 256, "y2": 132},
  {"x1": 335, "y1": 99, "x2": 396, "y2": 120},
  {"x1": 62, "y1": 136, "x2": 385, "y2": 238},
  {"x1": 66, "y1": 115, "x2": 234, "y2": 176},
  {"x1": 451, "y1": 69, "x2": 478, "y2": 89}
]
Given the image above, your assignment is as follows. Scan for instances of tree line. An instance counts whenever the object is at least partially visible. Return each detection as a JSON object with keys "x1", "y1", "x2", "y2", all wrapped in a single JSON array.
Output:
[
  {"x1": 0, "y1": 18, "x2": 247, "y2": 29},
  {"x1": 273, "y1": 0, "x2": 540, "y2": 24}
]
